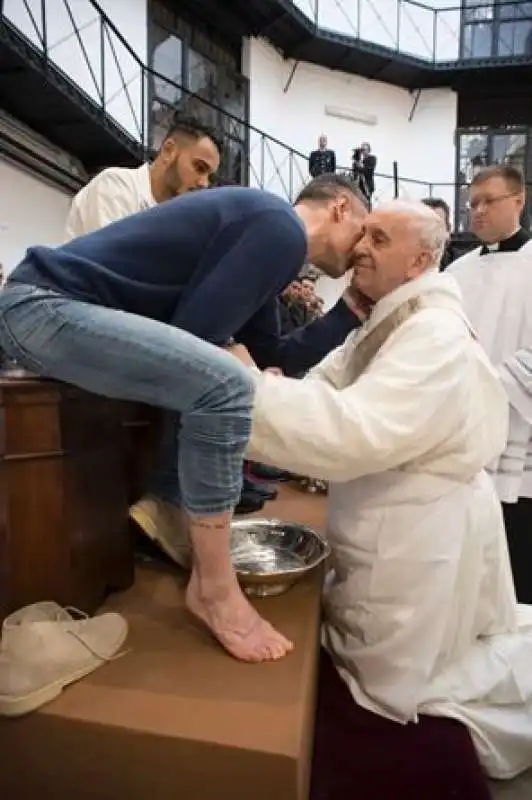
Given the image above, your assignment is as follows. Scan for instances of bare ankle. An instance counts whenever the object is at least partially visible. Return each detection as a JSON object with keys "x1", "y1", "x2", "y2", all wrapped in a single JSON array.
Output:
[
  {"x1": 188, "y1": 569, "x2": 238, "y2": 603},
  {"x1": 187, "y1": 510, "x2": 235, "y2": 584}
]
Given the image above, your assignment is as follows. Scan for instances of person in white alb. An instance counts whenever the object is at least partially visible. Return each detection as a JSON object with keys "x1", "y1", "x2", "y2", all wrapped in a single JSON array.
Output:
[
  {"x1": 447, "y1": 165, "x2": 532, "y2": 604},
  {"x1": 224, "y1": 200, "x2": 532, "y2": 798},
  {"x1": 64, "y1": 115, "x2": 221, "y2": 239}
]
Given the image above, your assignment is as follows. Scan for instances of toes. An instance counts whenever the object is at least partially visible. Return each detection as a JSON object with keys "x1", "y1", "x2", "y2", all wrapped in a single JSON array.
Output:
[{"x1": 262, "y1": 635, "x2": 294, "y2": 661}]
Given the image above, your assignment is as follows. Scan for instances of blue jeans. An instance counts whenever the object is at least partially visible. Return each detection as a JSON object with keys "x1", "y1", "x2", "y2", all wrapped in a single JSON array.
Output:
[{"x1": 0, "y1": 283, "x2": 255, "y2": 515}]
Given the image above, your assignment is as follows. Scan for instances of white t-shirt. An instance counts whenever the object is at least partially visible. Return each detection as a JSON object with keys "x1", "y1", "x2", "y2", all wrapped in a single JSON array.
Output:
[{"x1": 64, "y1": 163, "x2": 156, "y2": 240}]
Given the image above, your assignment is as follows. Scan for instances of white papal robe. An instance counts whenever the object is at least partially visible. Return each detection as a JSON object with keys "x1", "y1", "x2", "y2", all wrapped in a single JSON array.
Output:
[{"x1": 248, "y1": 269, "x2": 532, "y2": 780}]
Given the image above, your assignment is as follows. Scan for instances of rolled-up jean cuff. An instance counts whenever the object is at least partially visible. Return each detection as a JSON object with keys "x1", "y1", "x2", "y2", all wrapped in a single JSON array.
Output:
[{"x1": 180, "y1": 500, "x2": 238, "y2": 516}]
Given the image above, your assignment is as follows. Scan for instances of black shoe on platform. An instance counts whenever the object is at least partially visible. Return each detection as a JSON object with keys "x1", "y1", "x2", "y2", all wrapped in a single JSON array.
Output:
[{"x1": 235, "y1": 490, "x2": 265, "y2": 515}]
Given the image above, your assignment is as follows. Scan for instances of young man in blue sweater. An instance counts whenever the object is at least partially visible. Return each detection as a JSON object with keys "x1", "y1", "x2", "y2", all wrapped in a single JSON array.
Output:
[{"x1": 0, "y1": 175, "x2": 366, "y2": 663}]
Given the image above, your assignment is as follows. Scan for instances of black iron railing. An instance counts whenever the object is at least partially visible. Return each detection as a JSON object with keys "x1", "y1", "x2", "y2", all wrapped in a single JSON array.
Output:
[
  {"x1": 292, "y1": 0, "x2": 532, "y2": 64},
  {"x1": 1, "y1": 0, "x2": 530, "y2": 230},
  {"x1": 2, "y1": 0, "x2": 447, "y2": 201},
  {"x1": 1, "y1": 0, "x2": 312, "y2": 200}
]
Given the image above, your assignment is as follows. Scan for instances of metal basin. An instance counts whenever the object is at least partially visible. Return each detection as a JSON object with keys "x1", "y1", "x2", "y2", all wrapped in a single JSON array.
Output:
[{"x1": 230, "y1": 518, "x2": 330, "y2": 597}]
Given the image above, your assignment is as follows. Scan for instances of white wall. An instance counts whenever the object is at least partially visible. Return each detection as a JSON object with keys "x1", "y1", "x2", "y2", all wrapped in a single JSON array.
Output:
[
  {"x1": 245, "y1": 38, "x2": 457, "y2": 210},
  {"x1": 0, "y1": 159, "x2": 73, "y2": 272},
  {"x1": 315, "y1": 273, "x2": 350, "y2": 312},
  {"x1": 291, "y1": 0, "x2": 461, "y2": 62},
  {"x1": 3, "y1": 0, "x2": 148, "y2": 143}
]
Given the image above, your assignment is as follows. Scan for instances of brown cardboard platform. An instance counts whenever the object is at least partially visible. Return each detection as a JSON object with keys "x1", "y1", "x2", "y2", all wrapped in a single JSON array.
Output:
[{"x1": 0, "y1": 486, "x2": 327, "y2": 800}]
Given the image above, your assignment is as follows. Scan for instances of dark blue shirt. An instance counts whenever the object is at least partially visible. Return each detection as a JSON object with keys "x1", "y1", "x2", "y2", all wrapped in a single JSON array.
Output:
[{"x1": 9, "y1": 187, "x2": 358, "y2": 375}]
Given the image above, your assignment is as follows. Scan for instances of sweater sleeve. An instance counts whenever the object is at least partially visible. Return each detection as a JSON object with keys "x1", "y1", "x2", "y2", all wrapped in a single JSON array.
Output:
[
  {"x1": 238, "y1": 296, "x2": 359, "y2": 376},
  {"x1": 170, "y1": 210, "x2": 307, "y2": 347}
]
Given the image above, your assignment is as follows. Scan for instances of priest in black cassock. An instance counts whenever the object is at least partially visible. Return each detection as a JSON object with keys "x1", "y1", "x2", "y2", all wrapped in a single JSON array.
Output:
[{"x1": 448, "y1": 164, "x2": 532, "y2": 603}]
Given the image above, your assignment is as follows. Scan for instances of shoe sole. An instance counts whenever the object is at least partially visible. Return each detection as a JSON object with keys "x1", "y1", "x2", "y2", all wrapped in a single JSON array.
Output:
[
  {"x1": 130, "y1": 504, "x2": 190, "y2": 569},
  {"x1": 0, "y1": 628, "x2": 128, "y2": 718}
]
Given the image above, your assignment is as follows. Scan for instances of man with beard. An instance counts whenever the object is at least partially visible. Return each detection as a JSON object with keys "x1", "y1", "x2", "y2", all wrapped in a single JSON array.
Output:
[{"x1": 65, "y1": 115, "x2": 221, "y2": 239}]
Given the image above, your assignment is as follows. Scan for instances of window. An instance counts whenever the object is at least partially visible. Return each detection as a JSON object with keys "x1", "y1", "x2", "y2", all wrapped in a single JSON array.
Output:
[
  {"x1": 492, "y1": 133, "x2": 527, "y2": 171},
  {"x1": 187, "y1": 48, "x2": 217, "y2": 102},
  {"x1": 148, "y1": 3, "x2": 249, "y2": 181},
  {"x1": 152, "y1": 30, "x2": 183, "y2": 105},
  {"x1": 462, "y1": 23, "x2": 493, "y2": 57},
  {"x1": 463, "y1": 0, "x2": 494, "y2": 24},
  {"x1": 175, "y1": 48, "x2": 217, "y2": 129},
  {"x1": 498, "y1": 1, "x2": 532, "y2": 55},
  {"x1": 499, "y1": 1, "x2": 532, "y2": 21},
  {"x1": 461, "y1": 0, "x2": 532, "y2": 58}
]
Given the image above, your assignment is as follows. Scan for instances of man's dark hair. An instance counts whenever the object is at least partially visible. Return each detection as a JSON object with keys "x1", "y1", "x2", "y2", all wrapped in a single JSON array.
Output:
[
  {"x1": 470, "y1": 164, "x2": 524, "y2": 192},
  {"x1": 295, "y1": 173, "x2": 368, "y2": 208},
  {"x1": 421, "y1": 197, "x2": 451, "y2": 229},
  {"x1": 164, "y1": 114, "x2": 222, "y2": 153}
]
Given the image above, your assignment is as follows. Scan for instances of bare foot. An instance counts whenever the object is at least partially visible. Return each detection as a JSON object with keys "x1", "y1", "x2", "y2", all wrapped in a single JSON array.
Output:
[{"x1": 186, "y1": 570, "x2": 294, "y2": 663}]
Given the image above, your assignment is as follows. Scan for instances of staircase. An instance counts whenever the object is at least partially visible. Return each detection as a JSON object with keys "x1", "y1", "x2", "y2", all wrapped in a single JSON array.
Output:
[
  {"x1": 223, "y1": 0, "x2": 532, "y2": 90},
  {"x1": 0, "y1": 0, "x2": 145, "y2": 171},
  {"x1": 3, "y1": 0, "x2": 521, "y2": 225},
  {"x1": 0, "y1": 0, "x2": 316, "y2": 201}
]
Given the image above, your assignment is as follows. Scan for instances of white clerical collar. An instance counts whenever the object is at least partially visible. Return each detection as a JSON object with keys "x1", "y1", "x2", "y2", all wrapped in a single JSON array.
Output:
[{"x1": 480, "y1": 227, "x2": 525, "y2": 255}]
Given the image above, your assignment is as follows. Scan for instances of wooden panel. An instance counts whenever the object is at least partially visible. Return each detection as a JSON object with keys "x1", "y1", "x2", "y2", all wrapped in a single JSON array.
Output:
[{"x1": 0, "y1": 377, "x2": 139, "y2": 620}]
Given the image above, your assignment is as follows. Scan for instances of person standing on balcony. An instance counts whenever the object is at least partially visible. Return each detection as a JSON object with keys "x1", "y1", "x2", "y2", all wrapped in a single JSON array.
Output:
[
  {"x1": 0, "y1": 176, "x2": 367, "y2": 663},
  {"x1": 447, "y1": 165, "x2": 532, "y2": 604},
  {"x1": 309, "y1": 135, "x2": 336, "y2": 178},
  {"x1": 64, "y1": 115, "x2": 221, "y2": 240},
  {"x1": 353, "y1": 142, "x2": 377, "y2": 208}
]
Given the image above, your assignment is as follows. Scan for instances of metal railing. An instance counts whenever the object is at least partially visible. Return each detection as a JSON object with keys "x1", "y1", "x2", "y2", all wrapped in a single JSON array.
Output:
[
  {"x1": 1, "y1": 0, "x2": 529, "y2": 227},
  {"x1": 2, "y1": 0, "x2": 449, "y2": 202},
  {"x1": 292, "y1": 0, "x2": 532, "y2": 64},
  {"x1": 1, "y1": 0, "x2": 312, "y2": 200}
]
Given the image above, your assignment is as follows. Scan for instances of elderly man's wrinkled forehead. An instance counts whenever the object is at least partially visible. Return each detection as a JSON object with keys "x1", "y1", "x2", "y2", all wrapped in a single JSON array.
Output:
[
  {"x1": 362, "y1": 208, "x2": 418, "y2": 242},
  {"x1": 360, "y1": 203, "x2": 444, "y2": 247}
]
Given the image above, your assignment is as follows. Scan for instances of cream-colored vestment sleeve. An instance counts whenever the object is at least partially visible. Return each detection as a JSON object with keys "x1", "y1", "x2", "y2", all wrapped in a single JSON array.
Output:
[
  {"x1": 248, "y1": 311, "x2": 477, "y2": 482},
  {"x1": 303, "y1": 328, "x2": 360, "y2": 387}
]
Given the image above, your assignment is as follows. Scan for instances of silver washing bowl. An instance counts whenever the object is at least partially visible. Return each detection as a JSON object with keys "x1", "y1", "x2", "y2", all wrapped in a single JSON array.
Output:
[{"x1": 230, "y1": 518, "x2": 330, "y2": 597}]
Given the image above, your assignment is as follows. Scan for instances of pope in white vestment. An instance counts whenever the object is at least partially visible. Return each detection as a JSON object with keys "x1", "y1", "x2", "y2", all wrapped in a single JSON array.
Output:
[{"x1": 246, "y1": 201, "x2": 532, "y2": 782}]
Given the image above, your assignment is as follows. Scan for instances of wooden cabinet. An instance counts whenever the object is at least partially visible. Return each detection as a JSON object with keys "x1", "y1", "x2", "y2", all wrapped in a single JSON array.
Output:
[{"x1": 0, "y1": 375, "x2": 146, "y2": 621}]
